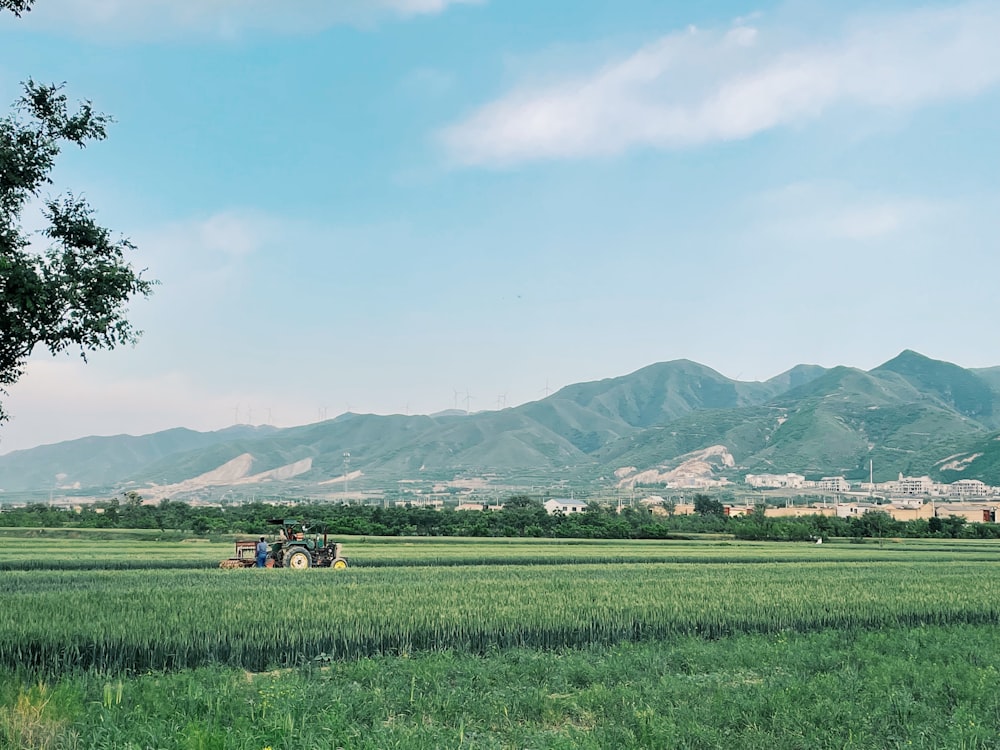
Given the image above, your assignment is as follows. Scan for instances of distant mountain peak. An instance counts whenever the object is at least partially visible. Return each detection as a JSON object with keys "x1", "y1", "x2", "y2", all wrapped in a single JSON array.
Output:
[
  {"x1": 877, "y1": 349, "x2": 936, "y2": 369},
  {"x1": 2, "y1": 352, "x2": 999, "y2": 495},
  {"x1": 874, "y1": 350, "x2": 994, "y2": 420}
]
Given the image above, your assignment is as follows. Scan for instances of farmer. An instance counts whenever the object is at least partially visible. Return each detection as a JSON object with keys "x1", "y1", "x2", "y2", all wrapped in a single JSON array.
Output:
[{"x1": 255, "y1": 536, "x2": 269, "y2": 568}]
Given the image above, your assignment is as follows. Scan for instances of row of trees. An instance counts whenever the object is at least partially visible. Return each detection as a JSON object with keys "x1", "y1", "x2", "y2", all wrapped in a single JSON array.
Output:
[
  {"x1": 0, "y1": 493, "x2": 995, "y2": 540},
  {"x1": 0, "y1": 495, "x2": 672, "y2": 539}
]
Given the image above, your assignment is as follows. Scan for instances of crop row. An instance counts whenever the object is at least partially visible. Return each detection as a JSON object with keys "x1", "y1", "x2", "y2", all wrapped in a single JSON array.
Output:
[
  {"x1": 2, "y1": 561, "x2": 1000, "y2": 677},
  {"x1": 5, "y1": 535, "x2": 1000, "y2": 571}
]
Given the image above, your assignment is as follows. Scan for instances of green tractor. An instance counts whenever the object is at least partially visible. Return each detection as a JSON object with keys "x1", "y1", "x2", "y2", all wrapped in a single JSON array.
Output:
[
  {"x1": 220, "y1": 519, "x2": 348, "y2": 569},
  {"x1": 267, "y1": 519, "x2": 349, "y2": 569}
]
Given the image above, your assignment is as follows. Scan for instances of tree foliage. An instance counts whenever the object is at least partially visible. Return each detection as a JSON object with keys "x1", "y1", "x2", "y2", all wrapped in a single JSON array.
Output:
[
  {"x1": 693, "y1": 493, "x2": 725, "y2": 516},
  {"x1": 1, "y1": 78, "x2": 154, "y2": 422},
  {"x1": 0, "y1": 1, "x2": 34, "y2": 17},
  {"x1": 3, "y1": 497, "x2": 1000, "y2": 542}
]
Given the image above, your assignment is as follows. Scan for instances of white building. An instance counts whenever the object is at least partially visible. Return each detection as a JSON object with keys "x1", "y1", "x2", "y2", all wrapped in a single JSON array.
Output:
[
  {"x1": 745, "y1": 473, "x2": 806, "y2": 489},
  {"x1": 815, "y1": 476, "x2": 851, "y2": 493},
  {"x1": 544, "y1": 499, "x2": 587, "y2": 515},
  {"x1": 394, "y1": 499, "x2": 444, "y2": 509},
  {"x1": 950, "y1": 479, "x2": 989, "y2": 498},
  {"x1": 892, "y1": 474, "x2": 934, "y2": 496}
]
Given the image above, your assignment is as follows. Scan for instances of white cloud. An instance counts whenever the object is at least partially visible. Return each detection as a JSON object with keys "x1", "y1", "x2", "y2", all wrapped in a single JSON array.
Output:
[
  {"x1": 749, "y1": 182, "x2": 951, "y2": 245},
  {"x1": 136, "y1": 210, "x2": 279, "y2": 294},
  {"x1": 442, "y1": 2, "x2": 1000, "y2": 166},
  {"x1": 384, "y1": 0, "x2": 474, "y2": 13},
  {"x1": 4, "y1": 0, "x2": 483, "y2": 38},
  {"x1": 187, "y1": 212, "x2": 270, "y2": 259}
]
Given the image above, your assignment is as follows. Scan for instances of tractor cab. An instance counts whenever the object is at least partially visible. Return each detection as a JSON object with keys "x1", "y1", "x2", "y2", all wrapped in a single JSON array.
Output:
[{"x1": 269, "y1": 518, "x2": 314, "y2": 547}]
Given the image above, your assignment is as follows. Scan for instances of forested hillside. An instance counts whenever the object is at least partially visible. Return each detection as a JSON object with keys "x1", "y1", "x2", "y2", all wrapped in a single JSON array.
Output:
[{"x1": 2, "y1": 351, "x2": 999, "y2": 498}]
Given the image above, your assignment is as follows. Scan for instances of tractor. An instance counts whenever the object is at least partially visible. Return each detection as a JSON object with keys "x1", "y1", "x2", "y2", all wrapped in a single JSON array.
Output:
[{"x1": 219, "y1": 519, "x2": 349, "y2": 569}]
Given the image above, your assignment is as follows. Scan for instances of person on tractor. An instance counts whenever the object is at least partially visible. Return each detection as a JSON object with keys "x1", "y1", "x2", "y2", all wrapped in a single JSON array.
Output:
[{"x1": 278, "y1": 522, "x2": 304, "y2": 541}]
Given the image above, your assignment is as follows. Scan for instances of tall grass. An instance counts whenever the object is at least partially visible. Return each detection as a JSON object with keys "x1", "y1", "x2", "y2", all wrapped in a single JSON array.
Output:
[
  {"x1": 5, "y1": 534, "x2": 1000, "y2": 571},
  {"x1": 3, "y1": 561, "x2": 1000, "y2": 677}
]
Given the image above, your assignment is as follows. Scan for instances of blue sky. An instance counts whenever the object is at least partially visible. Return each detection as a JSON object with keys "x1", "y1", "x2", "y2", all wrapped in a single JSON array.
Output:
[{"x1": 1, "y1": 0, "x2": 999, "y2": 453}]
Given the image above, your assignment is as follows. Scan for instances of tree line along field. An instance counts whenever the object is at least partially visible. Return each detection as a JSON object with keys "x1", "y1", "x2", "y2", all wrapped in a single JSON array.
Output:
[
  {"x1": 4, "y1": 534, "x2": 1000, "y2": 748},
  {"x1": 5, "y1": 495, "x2": 1000, "y2": 542}
]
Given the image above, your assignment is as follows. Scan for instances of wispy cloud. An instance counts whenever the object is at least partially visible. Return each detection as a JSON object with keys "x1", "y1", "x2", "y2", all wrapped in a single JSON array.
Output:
[
  {"x1": 750, "y1": 182, "x2": 952, "y2": 245},
  {"x1": 442, "y1": 2, "x2": 1000, "y2": 167},
  {"x1": 134, "y1": 210, "x2": 281, "y2": 305},
  {"x1": 4, "y1": 0, "x2": 483, "y2": 38}
]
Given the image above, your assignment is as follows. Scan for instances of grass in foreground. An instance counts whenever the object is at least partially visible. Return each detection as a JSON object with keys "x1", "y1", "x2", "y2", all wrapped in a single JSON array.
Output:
[
  {"x1": 4, "y1": 534, "x2": 1000, "y2": 748},
  {"x1": 4, "y1": 561, "x2": 1000, "y2": 676},
  {"x1": 3, "y1": 624, "x2": 999, "y2": 749}
]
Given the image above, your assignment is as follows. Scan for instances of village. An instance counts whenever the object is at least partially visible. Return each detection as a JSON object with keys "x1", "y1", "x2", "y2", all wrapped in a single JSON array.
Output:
[
  {"x1": 422, "y1": 472, "x2": 1000, "y2": 525},
  {"x1": 731, "y1": 472, "x2": 1000, "y2": 524}
]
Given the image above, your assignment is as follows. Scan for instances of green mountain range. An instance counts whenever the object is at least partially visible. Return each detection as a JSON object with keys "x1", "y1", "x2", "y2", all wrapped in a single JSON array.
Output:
[{"x1": 2, "y1": 351, "x2": 999, "y2": 501}]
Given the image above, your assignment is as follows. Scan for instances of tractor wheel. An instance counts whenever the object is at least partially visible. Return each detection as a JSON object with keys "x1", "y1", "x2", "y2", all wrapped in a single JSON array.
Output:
[
  {"x1": 285, "y1": 548, "x2": 312, "y2": 569},
  {"x1": 331, "y1": 558, "x2": 348, "y2": 570}
]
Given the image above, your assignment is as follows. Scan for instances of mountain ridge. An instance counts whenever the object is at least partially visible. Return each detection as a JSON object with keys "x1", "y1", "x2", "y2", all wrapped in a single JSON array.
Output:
[{"x1": 2, "y1": 351, "x2": 999, "y2": 499}]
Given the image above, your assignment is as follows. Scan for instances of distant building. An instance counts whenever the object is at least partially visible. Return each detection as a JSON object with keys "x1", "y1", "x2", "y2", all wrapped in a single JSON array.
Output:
[
  {"x1": 745, "y1": 473, "x2": 805, "y2": 489},
  {"x1": 837, "y1": 502, "x2": 882, "y2": 518},
  {"x1": 950, "y1": 479, "x2": 989, "y2": 498},
  {"x1": 764, "y1": 506, "x2": 838, "y2": 518},
  {"x1": 754, "y1": 499, "x2": 1000, "y2": 523},
  {"x1": 936, "y1": 504, "x2": 996, "y2": 523},
  {"x1": 544, "y1": 499, "x2": 587, "y2": 515},
  {"x1": 884, "y1": 500, "x2": 935, "y2": 521},
  {"x1": 394, "y1": 499, "x2": 444, "y2": 509},
  {"x1": 894, "y1": 474, "x2": 934, "y2": 496},
  {"x1": 815, "y1": 476, "x2": 850, "y2": 493}
]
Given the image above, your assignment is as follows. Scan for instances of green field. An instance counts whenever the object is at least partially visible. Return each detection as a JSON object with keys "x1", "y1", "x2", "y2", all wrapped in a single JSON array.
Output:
[
  {"x1": 6, "y1": 528, "x2": 1000, "y2": 569},
  {"x1": 3, "y1": 532, "x2": 1000, "y2": 748}
]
